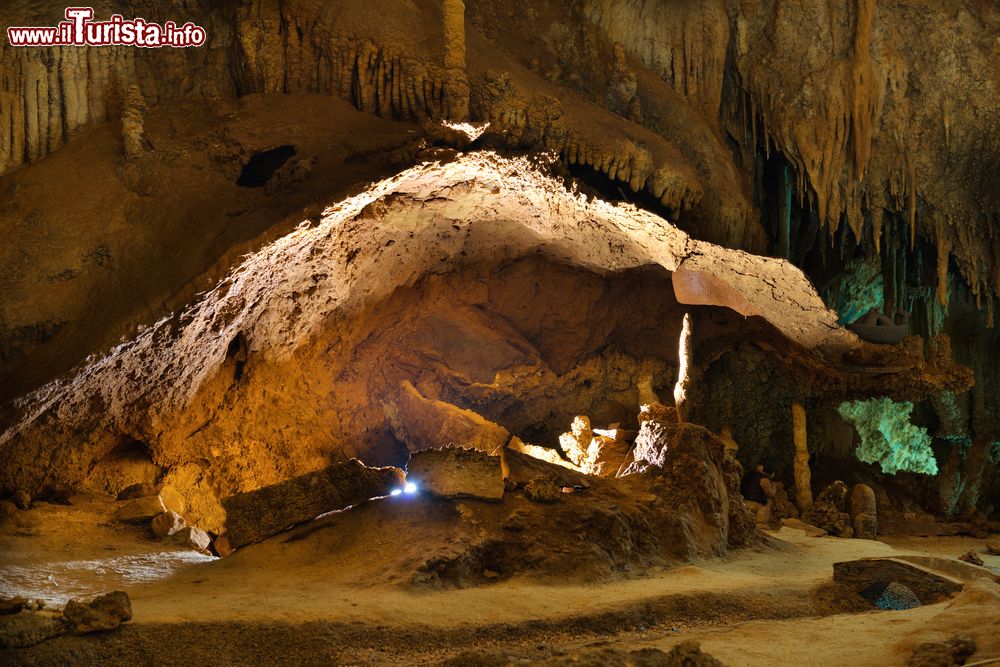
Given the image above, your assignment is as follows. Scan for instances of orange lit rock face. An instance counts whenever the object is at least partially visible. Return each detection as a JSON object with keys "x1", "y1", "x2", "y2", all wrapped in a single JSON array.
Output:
[{"x1": 0, "y1": 154, "x2": 860, "y2": 528}]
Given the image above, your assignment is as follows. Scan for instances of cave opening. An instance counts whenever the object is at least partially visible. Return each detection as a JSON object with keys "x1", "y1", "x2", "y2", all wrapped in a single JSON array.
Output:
[{"x1": 235, "y1": 145, "x2": 296, "y2": 187}]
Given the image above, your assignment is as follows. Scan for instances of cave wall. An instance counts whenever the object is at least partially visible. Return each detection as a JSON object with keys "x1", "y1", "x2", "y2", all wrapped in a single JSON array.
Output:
[{"x1": 0, "y1": 152, "x2": 857, "y2": 531}]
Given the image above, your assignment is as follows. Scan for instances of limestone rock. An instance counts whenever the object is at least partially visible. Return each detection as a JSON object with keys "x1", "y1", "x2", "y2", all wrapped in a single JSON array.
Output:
[
  {"x1": 173, "y1": 526, "x2": 212, "y2": 553},
  {"x1": 803, "y1": 481, "x2": 853, "y2": 537},
  {"x1": 13, "y1": 490, "x2": 32, "y2": 510},
  {"x1": 722, "y1": 454, "x2": 758, "y2": 548},
  {"x1": 623, "y1": 403, "x2": 678, "y2": 474},
  {"x1": 508, "y1": 438, "x2": 581, "y2": 471},
  {"x1": 62, "y1": 591, "x2": 132, "y2": 634},
  {"x1": 151, "y1": 511, "x2": 186, "y2": 538},
  {"x1": 986, "y1": 540, "x2": 1000, "y2": 556},
  {"x1": 523, "y1": 475, "x2": 561, "y2": 503},
  {"x1": 833, "y1": 558, "x2": 963, "y2": 604},
  {"x1": 958, "y1": 550, "x2": 985, "y2": 567},
  {"x1": 558, "y1": 416, "x2": 593, "y2": 467},
  {"x1": 114, "y1": 495, "x2": 166, "y2": 524},
  {"x1": 584, "y1": 435, "x2": 631, "y2": 477},
  {"x1": 385, "y1": 381, "x2": 510, "y2": 454},
  {"x1": 0, "y1": 153, "x2": 868, "y2": 503},
  {"x1": 908, "y1": 636, "x2": 977, "y2": 667},
  {"x1": 406, "y1": 447, "x2": 504, "y2": 501},
  {"x1": 222, "y1": 459, "x2": 405, "y2": 549},
  {"x1": 0, "y1": 500, "x2": 17, "y2": 522},
  {"x1": 116, "y1": 482, "x2": 157, "y2": 501},
  {"x1": 0, "y1": 612, "x2": 67, "y2": 648},
  {"x1": 850, "y1": 483, "x2": 878, "y2": 540},
  {"x1": 781, "y1": 518, "x2": 827, "y2": 537},
  {"x1": 212, "y1": 534, "x2": 234, "y2": 558},
  {"x1": 0, "y1": 596, "x2": 27, "y2": 616}
]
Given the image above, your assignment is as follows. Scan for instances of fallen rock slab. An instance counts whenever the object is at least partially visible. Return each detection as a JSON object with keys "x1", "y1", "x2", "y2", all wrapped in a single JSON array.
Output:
[
  {"x1": 833, "y1": 558, "x2": 963, "y2": 604},
  {"x1": 222, "y1": 459, "x2": 405, "y2": 549},
  {"x1": 385, "y1": 381, "x2": 510, "y2": 454},
  {"x1": 173, "y1": 525, "x2": 211, "y2": 553},
  {"x1": 406, "y1": 447, "x2": 504, "y2": 501},
  {"x1": 151, "y1": 511, "x2": 185, "y2": 538},
  {"x1": 114, "y1": 495, "x2": 166, "y2": 523},
  {"x1": 63, "y1": 591, "x2": 132, "y2": 634}
]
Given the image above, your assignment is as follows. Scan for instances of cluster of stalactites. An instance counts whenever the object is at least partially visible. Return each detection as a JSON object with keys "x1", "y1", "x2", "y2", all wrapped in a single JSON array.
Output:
[{"x1": 729, "y1": 0, "x2": 998, "y2": 321}]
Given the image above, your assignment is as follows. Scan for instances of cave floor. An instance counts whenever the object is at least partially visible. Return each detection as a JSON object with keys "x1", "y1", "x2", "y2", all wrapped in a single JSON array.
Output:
[{"x1": 1, "y1": 496, "x2": 999, "y2": 665}]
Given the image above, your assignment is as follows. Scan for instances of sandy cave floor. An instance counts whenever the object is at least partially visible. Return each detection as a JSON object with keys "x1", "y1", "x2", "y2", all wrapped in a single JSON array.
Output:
[{"x1": 1, "y1": 495, "x2": 999, "y2": 666}]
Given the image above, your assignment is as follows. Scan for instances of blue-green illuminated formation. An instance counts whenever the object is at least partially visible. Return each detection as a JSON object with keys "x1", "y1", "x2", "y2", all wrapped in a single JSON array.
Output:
[{"x1": 837, "y1": 398, "x2": 938, "y2": 475}]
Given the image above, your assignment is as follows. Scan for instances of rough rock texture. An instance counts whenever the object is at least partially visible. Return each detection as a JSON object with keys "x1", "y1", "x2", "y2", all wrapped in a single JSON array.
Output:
[
  {"x1": 907, "y1": 636, "x2": 977, "y2": 667},
  {"x1": 621, "y1": 409, "x2": 756, "y2": 553},
  {"x1": 958, "y1": 551, "x2": 985, "y2": 567},
  {"x1": 833, "y1": 558, "x2": 964, "y2": 604},
  {"x1": 62, "y1": 591, "x2": 132, "y2": 634},
  {"x1": 150, "y1": 511, "x2": 185, "y2": 539},
  {"x1": 0, "y1": 154, "x2": 862, "y2": 506},
  {"x1": 731, "y1": 0, "x2": 1000, "y2": 305},
  {"x1": 850, "y1": 483, "x2": 878, "y2": 540},
  {"x1": 386, "y1": 381, "x2": 510, "y2": 455},
  {"x1": 522, "y1": 475, "x2": 562, "y2": 504},
  {"x1": 113, "y1": 495, "x2": 165, "y2": 524},
  {"x1": 803, "y1": 481, "x2": 854, "y2": 538},
  {"x1": 173, "y1": 526, "x2": 211, "y2": 553},
  {"x1": 0, "y1": 613, "x2": 66, "y2": 649},
  {"x1": 406, "y1": 447, "x2": 504, "y2": 501},
  {"x1": 221, "y1": 459, "x2": 405, "y2": 549}
]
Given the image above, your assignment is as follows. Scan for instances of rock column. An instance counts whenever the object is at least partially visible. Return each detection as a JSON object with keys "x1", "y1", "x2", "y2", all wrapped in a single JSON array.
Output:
[{"x1": 792, "y1": 402, "x2": 813, "y2": 511}]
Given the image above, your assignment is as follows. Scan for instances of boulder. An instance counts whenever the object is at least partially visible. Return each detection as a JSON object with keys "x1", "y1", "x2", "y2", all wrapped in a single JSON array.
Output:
[
  {"x1": 114, "y1": 495, "x2": 166, "y2": 524},
  {"x1": 850, "y1": 483, "x2": 878, "y2": 540},
  {"x1": 623, "y1": 403, "x2": 677, "y2": 473},
  {"x1": 173, "y1": 526, "x2": 211, "y2": 553},
  {"x1": 62, "y1": 591, "x2": 132, "y2": 634},
  {"x1": 523, "y1": 475, "x2": 561, "y2": 503},
  {"x1": 958, "y1": 550, "x2": 985, "y2": 566},
  {"x1": 212, "y1": 534, "x2": 234, "y2": 557},
  {"x1": 406, "y1": 447, "x2": 504, "y2": 501},
  {"x1": 151, "y1": 511, "x2": 185, "y2": 538},
  {"x1": 13, "y1": 490, "x2": 32, "y2": 510},
  {"x1": 986, "y1": 540, "x2": 1000, "y2": 556},
  {"x1": 558, "y1": 416, "x2": 593, "y2": 467},
  {"x1": 908, "y1": 636, "x2": 977, "y2": 667},
  {"x1": 584, "y1": 435, "x2": 631, "y2": 477},
  {"x1": 803, "y1": 481, "x2": 853, "y2": 537}
]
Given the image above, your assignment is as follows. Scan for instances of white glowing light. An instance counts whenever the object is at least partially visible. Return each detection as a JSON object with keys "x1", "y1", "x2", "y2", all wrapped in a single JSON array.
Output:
[
  {"x1": 390, "y1": 489, "x2": 403, "y2": 496},
  {"x1": 441, "y1": 120, "x2": 490, "y2": 141},
  {"x1": 404, "y1": 482, "x2": 418, "y2": 494}
]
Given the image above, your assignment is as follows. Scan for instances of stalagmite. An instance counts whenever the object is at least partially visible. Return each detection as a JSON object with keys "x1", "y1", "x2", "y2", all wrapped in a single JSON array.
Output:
[
  {"x1": 792, "y1": 402, "x2": 813, "y2": 512},
  {"x1": 673, "y1": 312, "x2": 693, "y2": 423}
]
